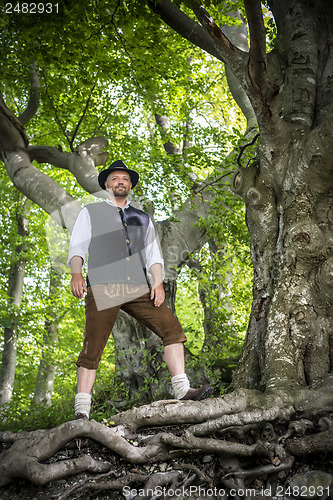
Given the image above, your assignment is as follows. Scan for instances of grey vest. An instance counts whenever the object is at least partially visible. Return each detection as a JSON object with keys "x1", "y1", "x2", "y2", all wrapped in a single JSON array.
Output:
[{"x1": 86, "y1": 202, "x2": 150, "y2": 286}]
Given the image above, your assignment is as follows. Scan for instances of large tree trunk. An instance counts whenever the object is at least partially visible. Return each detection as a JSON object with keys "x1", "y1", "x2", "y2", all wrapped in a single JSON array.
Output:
[
  {"x1": 233, "y1": 128, "x2": 333, "y2": 390},
  {"x1": 0, "y1": 198, "x2": 30, "y2": 403},
  {"x1": 231, "y1": 0, "x2": 333, "y2": 390}
]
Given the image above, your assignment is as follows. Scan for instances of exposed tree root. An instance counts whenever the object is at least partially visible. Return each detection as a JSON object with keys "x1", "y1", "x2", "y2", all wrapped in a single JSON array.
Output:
[
  {"x1": 1, "y1": 386, "x2": 333, "y2": 499},
  {"x1": 55, "y1": 471, "x2": 150, "y2": 500},
  {"x1": 286, "y1": 425, "x2": 333, "y2": 456},
  {"x1": 110, "y1": 388, "x2": 294, "y2": 431},
  {"x1": 188, "y1": 404, "x2": 294, "y2": 436}
]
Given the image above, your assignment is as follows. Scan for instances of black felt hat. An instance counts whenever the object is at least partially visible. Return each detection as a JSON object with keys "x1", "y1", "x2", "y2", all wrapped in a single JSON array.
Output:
[{"x1": 98, "y1": 160, "x2": 139, "y2": 190}]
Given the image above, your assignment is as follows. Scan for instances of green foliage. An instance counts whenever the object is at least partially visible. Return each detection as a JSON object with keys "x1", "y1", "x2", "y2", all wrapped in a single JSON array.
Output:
[
  {"x1": 262, "y1": 4, "x2": 277, "y2": 50},
  {"x1": 176, "y1": 274, "x2": 205, "y2": 355},
  {"x1": 0, "y1": 0, "x2": 255, "y2": 425}
]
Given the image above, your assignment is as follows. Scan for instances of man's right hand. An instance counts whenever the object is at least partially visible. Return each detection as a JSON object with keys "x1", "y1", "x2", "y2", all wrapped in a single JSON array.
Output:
[{"x1": 71, "y1": 273, "x2": 87, "y2": 299}]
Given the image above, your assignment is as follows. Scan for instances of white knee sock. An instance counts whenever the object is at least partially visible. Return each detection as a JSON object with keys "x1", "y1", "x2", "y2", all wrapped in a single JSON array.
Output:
[
  {"x1": 75, "y1": 392, "x2": 91, "y2": 418},
  {"x1": 171, "y1": 373, "x2": 190, "y2": 399}
]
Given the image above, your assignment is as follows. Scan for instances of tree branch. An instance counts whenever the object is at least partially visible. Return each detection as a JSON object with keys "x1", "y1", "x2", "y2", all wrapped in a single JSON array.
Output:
[
  {"x1": 154, "y1": 113, "x2": 199, "y2": 191},
  {"x1": 149, "y1": 0, "x2": 247, "y2": 72},
  {"x1": 70, "y1": 85, "x2": 96, "y2": 149},
  {"x1": 28, "y1": 136, "x2": 109, "y2": 196},
  {"x1": 243, "y1": 0, "x2": 269, "y2": 98},
  {"x1": 236, "y1": 132, "x2": 260, "y2": 167},
  {"x1": 41, "y1": 69, "x2": 74, "y2": 151},
  {"x1": 18, "y1": 63, "x2": 40, "y2": 126}
]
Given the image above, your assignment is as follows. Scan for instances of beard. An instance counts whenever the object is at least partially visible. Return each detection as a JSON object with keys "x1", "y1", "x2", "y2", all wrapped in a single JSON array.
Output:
[{"x1": 112, "y1": 186, "x2": 130, "y2": 197}]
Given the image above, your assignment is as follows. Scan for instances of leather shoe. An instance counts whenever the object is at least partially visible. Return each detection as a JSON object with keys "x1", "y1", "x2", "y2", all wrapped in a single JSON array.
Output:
[
  {"x1": 180, "y1": 383, "x2": 214, "y2": 401},
  {"x1": 75, "y1": 412, "x2": 89, "y2": 420}
]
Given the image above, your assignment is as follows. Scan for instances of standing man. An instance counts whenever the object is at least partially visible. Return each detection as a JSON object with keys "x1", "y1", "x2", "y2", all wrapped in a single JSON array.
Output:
[{"x1": 68, "y1": 160, "x2": 213, "y2": 420}]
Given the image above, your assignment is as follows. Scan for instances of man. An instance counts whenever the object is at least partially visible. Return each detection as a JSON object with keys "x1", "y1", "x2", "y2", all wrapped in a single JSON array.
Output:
[{"x1": 68, "y1": 160, "x2": 213, "y2": 419}]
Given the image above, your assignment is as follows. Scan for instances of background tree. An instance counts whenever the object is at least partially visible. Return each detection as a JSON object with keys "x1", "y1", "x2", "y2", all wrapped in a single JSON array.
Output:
[{"x1": 0, "y1": 191, "x2": 30, "y2": 403}]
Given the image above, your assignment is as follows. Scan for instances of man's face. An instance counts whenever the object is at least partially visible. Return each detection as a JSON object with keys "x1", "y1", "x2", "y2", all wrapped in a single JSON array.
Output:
[{"x1": 105, "y1": 171, "x2": 132, "y2": 197}]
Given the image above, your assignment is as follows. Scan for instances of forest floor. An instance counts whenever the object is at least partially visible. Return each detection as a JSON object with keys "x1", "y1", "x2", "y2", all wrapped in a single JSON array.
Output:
[
  {"x1": 1, "y1": 425, "x2": 333, "y2": 500},
  {"x1": 2, "y1": 387, "x2": 333, "y2": 499}
]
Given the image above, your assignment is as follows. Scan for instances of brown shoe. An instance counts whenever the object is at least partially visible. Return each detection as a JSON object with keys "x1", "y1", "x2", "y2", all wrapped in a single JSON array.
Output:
[
  {"x1": 75, "y1": 412, "x2": 89, "y2": 420},
  {"x1": 180, "y1": 384, "x2": 214, "y2": 401}
]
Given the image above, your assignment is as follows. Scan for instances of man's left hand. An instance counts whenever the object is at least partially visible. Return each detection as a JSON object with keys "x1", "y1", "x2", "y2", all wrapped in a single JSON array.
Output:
[{"x1": 150, "y1": 283, "x2": 165, "y2": 307}]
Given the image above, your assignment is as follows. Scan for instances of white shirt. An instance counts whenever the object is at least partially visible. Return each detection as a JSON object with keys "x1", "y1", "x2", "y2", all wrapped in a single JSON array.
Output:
[{"x1": 68, "y1": 199, "x2": 164, "y2": 274}]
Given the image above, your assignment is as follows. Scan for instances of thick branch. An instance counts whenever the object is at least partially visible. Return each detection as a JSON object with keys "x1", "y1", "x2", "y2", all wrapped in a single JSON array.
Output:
[
  {"x1": 189, "y1": 2, "x2": 249, "y2": 84},
  {"x1": 0, "y1": 420, "x2": 172, "y2": 486},
  {"x1": 3, "y1": 149, "x2": 79, "y2": 229},
  {"x1": 154, "y1": 113, "x2": 198, "y2": 191},
  {"x1": 0, "y1": 93, "x2": 79, "y2": 228},
  {"x1": 150, "y1": 0, "x2": 247, "y2": 74},
  {"x1": 243, "y1": 0, "x2": 269, "y2": 98},
  {"x1": 161, "y1": 431, "x2": 258, "y2": 456},
  {"x1": 150, "y1": 1, "x2": 266, "y2": 132},
  {"x1": 28, "y1": 136, "x2": 109, "y2": 196},
  {"x1": 155, "y1": 113, "x2": 179, "y2": 155},
  {"x1": 149, "y1": 0, "x2": 223, "y2": 61},
  {"x1": 41, "y1": 69, "x2": 73, "y2": 150},
  {"x1": 18, "y1": 64, "x2": 40, "y2": 126}
]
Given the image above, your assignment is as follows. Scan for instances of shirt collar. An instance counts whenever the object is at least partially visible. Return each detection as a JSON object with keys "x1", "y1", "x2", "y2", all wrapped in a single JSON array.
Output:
[{"x1": 106, "y1": 199, "x2": 130, "y2": 211}]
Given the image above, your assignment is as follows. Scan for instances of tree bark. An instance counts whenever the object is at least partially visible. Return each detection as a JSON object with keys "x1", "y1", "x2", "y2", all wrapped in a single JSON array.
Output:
[
  {"x1": 32, "y1": 266, "x2": 63, "y2": 406},
  {"x1": 231, "y1": 0, "x2": 333, "y2": 390}
]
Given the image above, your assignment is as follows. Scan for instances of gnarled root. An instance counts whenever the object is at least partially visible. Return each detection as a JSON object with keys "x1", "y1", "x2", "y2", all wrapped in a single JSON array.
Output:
[{"x1": 2, "y1": 386, "x2": 333, "y2": 498}]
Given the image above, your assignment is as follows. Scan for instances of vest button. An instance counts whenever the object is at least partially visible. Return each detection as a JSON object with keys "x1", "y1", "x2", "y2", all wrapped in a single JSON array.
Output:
[{"x1": 127, "y1": 276, "x2": 131, "y2": 281}]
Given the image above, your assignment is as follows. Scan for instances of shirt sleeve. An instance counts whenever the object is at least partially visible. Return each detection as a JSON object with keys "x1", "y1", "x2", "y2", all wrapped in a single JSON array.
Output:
[
  {"x1": 145, "y1": 219, "x2": 164, "y2": 273},
  {"x1": 67, "y1": 207, "x2": 92, "y2": 266}
]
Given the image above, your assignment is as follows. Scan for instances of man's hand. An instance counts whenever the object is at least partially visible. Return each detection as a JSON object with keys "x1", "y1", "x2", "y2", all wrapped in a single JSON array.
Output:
[
  {"x1": 150, "y1": 283, "x2": 165, "y2": 307},
  {"x1": 71, "y1": 273, "x2": 87, "y2": 299}
]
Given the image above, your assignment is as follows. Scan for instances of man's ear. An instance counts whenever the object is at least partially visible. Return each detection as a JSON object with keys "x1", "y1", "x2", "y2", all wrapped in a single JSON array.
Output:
[{"x1": 104, "y1": 180, "x2": 108, "y2": 189}]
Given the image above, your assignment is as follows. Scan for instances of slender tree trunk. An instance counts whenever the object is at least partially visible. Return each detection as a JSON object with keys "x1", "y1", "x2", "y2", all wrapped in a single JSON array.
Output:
[
  {"x1": 0, "y1": 198, "x2": 30, "y2": 403},
  {"x1": 32, "y1": 267, "x2": 63, "y2": 406}
]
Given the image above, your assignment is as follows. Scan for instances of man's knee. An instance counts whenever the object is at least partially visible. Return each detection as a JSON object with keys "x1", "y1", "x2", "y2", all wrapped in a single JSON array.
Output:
[{"x1": 161, "y1": 318, "x2": 187, "y2": 346}]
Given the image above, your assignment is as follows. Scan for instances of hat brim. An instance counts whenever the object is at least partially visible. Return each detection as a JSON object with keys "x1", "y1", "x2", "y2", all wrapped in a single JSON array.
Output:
[{"x1": 98, "y1": 167, "x2": 139, "y2": 190}]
